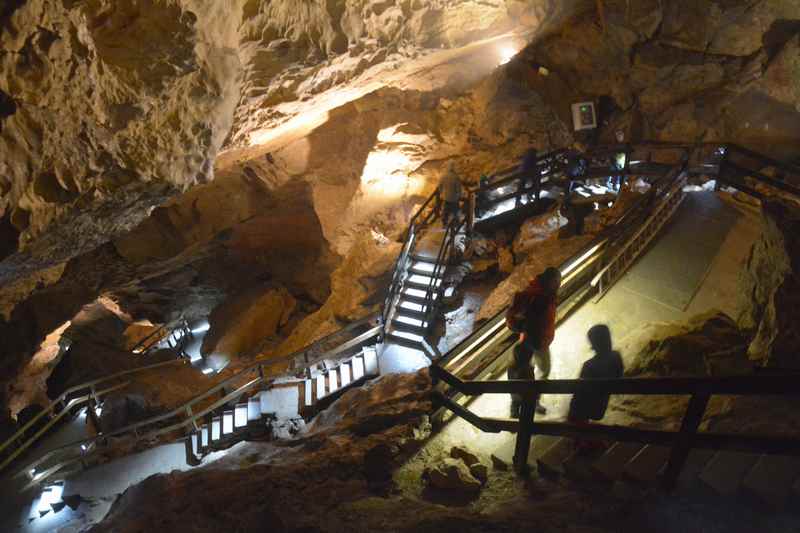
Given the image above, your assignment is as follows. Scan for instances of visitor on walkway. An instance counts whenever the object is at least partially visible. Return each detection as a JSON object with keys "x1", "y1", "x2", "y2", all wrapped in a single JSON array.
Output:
[
  {"x1": 609, "y1": 130, "x2": 627, "y2": 191},
  {"x1": 476, "y1": 174, "x2": 491, "y2": 217},
  {"x1": 439, "y1": 163, "x2": 463, "y2": 225},
  {"x1": 559, "y1": 193, "x2": 594, "y2": 237},
  {"x1": 568, "y1": 324, "x2": 624, "y2": 452},
  {"x1": 506, "y1": 266, "x2": 561, "y2": 418},
  {"x1": 517, "y1": 148, "x2": 540, "y2": 207}
]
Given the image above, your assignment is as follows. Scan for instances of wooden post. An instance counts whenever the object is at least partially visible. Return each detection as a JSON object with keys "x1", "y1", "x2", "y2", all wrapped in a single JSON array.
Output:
[
  {"x1": 513, "y1": 399, "x2": 535, "y2": 475},
  {"x1": 661, "y1": 392, "x2": 710, "y2": 491}
]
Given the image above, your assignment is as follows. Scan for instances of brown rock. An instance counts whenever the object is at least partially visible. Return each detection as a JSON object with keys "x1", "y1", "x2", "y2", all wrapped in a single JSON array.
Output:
[
  {"x1": 202, "y1": 285, "x2": 296, "y2": 358},
  {"x1": 469, "y1": 462, "x2": 489, "y2": 484},
  {"x1": 450, "y1": 445, "x2": 480, "y2": 466},
  {"x1": 490, "y1": 453, "x2": 509, "y2": 471},
  {"x1": 739, "y1": 200, "x2": 800, "y2": 368},
  {"x1": 425, "y1": 457, "x2": 482, "y2": 492}
]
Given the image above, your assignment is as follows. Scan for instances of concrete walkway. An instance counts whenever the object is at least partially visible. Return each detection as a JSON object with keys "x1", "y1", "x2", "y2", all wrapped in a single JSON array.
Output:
[{"x1": 424, "y1": 190, "x2": 762, "y2": 459}]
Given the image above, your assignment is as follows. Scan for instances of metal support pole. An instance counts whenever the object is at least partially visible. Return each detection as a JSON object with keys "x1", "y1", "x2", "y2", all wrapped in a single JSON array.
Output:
[{"x1": 661, "y1": 392, "x2": 710, "y2": 491}]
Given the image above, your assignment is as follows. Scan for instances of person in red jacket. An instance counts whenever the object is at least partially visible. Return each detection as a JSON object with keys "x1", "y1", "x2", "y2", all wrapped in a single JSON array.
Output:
[{"x1": 508, "y1": 267, "x2": 561, "y2": 418}]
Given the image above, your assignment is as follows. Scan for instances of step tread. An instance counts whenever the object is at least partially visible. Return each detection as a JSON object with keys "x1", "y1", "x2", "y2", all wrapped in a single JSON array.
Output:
[
  {"x1": 676, "y1": 448, "x2": 715, "y2": 487},
  {"x1": 386, "y1": 333, "x2": 426, "y2": 351},
  {"x1": 592, "y1": 442, "x2": 644, "y2": 481},
  {"x1": 395, "y1": 307, "x2": 427, "y2": 320},
  {"x1": 391, "y1": 320, "x2": 427, "y2": 335},
  {"x1": 259, "y1": 384, "x2": 301, "y2": 419},
  {"x1": 362, "y1": 347, "x2": 380, "y2": 376},
  {"x1": 234, "y1": 404, "x2": 249, "y2": 428},
  {"x1": 222, "y1": 411, "x2": 234, "y2": 435},
  {"x1": 536, "y1": 437, "x2": 575, "y2": 475},
  {"x1": 741, "y1": 454, "x2": 800, "y2": 509},
  {"x1": 699, "y1": 451, "x2": 760, "y2": 496},
  {"x1": 624, "y1": 445, "x2": 670, "y2": 483}
]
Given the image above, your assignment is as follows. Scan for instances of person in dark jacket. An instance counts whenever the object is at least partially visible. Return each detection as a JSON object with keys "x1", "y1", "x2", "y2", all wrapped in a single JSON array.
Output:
[
  {"x1": 568, "y1": 324, "x2": 624, "y2": 450},
  {"x1": 516, "y1": 148, "x2": 540, "y2": 207},
  {"x1": 439, "y1": 164, "x2": 463, "y2": 224},
  {"x1": 508, "y1": 267, "x2": 561, "y2": 418}
]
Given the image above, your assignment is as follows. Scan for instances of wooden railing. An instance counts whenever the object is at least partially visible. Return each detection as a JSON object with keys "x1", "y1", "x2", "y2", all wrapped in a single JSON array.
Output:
[{"x1": 430, "y1": 365, "x2": 800, "y2": 490}]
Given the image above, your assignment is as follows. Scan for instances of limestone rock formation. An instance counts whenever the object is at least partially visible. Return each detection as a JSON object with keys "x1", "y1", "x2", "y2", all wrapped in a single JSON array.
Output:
[
  {"x1": 739, "y1": 199, "x2": 800, "y2": 368},
  {"x1": 0, "y1": 0, "x2": 244, "y2": 275},
  {"x1": 620, "y1": 311, "x2": 751, "y2": 377},
  {"x1": 201, "y1": 285, "x2": 297, "y2": 359},
  {"x1": 424, "y1": 457, "x2": 482, "y2": 492}
]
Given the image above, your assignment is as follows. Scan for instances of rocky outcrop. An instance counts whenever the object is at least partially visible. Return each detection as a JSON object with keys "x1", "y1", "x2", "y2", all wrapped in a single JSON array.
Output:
[
  {"x1": 201, "y1": 285, "x2": 297, "y2": 358},
  {"x1": 0, "y1": 0, "x2": 244, "y2": 277},
  {"x1": 620, "y1": 311, "x2": 751, "y2": 377},
  {"x1": 739, "y1": 199, "x2": 800, "y2": 368},
  {"x1": 90, "y1": 370, "x2": 433, "y2": 532}
]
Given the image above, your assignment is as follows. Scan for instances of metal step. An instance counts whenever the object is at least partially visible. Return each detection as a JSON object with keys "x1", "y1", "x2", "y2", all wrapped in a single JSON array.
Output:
[
  {"x1": 247, "y1": 396, "x2": 261, "y2": 422},
  {"x1": 404, "y1": 280, "x2": 439, "y2": 292},
  {"x1": 397, "y1": 299, "x2": 426, "y2": 313},
  {"x1": 624, "y1": 445, "x2": 670, "y2": 483},
  {"x1": 410, "y1": 260, "x2": 436, "y2": 274},
  {"x1": 408, "y1": 267, "x2": 439, "y2": 277},
  {"x1": 222, "y1": 411, "x2": 234, "y2": 436},
  {"x1": 351, "y1": 355, "x2": 366, "y2": 381},
  {"x1": 407, "y1": 274, "x2": 442, "y2": 287},
  {"x1": 339, "y1": 362, "x2": 351, "y2": 387},
  {"x1": 592, "y1": 442, "x2": 644, "y2": 481},
  {"x1": 391, "y1": 319, "x2": 427, "y2": 335},
  {"x1": 361, "y1": 346, "x2": 379, "y2": 376},
  {"x1": 699, "y1": 451, "x2": 760, "y2": 496},
  {"x1": 259, "y1": 385, "x2": 301, "y2": 419},
  {"x1": 211, "y1": 417, "x2": 221, "y2": 441},
  {"x1": 328, "y1": 368, "x2": 339, "y2": 394},
  {"x1": 386, "y1": 332, "x2": 426, "y2": 351},
  {"x1": 741, "y1": 455, "x2": 800, "y2": 509},
  {"x1": 398, "y1": 293, "x2": 434, "y2": 306},
  {"x1": 395, "y1": 307, "x2": 428, "y2": 320},
  {"x1": 676, "y1": 448, "x2": 715, "y2": 488},
  {"x1": 200, "y1": 425, "x2": 210, "y2": 449},
  {"x1": 303, "y1": 379, "x2": 313, "y2": 407},
  {"x1": 234, "y1": 403, "x2": 248, "y2": 429}
]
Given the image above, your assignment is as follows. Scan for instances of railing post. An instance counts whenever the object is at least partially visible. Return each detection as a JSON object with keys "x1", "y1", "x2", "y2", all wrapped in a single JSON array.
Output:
[
  {"x1": 661, "y1": 391, "x2": 710, "y2": 492},
  {"x1": 513, "y1": 398, "x2": 535, "y2": 475}
]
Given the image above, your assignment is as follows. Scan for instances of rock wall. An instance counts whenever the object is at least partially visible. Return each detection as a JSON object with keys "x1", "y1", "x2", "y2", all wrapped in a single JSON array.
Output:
[
  {"x1": 0, "y1": 0, "x2": 245, "y2": 278},
  {"x1": 739, "y1": 199, "x2": 800, "y2": 368}
]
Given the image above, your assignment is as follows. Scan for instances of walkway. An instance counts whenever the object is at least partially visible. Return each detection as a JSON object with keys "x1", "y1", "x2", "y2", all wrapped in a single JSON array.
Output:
[{"x1": 422, "y1": 190, "x2": 762, "y2": 460}]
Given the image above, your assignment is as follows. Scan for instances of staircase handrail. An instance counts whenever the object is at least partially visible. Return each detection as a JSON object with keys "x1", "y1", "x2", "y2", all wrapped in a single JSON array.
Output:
[
  {"x1": 13, "y1": 321, "x2": 383, "y2": 482},
  {"x1": 0, "y1": 359, "x2": 188, "y2": 465},
  {"x1": 429, "y1": 364, "x2": 800, "y2": 489}
]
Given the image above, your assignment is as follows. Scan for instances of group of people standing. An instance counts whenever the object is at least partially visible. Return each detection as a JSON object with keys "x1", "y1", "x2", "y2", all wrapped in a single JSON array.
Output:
[
  {"x1": 506, "y1": 267, "x2": 623, "y2": 433},
  {"x1": 436, "y1": 151, "x2": 626, "y2": 431}
]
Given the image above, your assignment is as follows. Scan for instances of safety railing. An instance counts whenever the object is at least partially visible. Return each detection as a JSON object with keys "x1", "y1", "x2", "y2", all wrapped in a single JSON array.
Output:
[
  {"x1": 420, "y1": 218, "x2": 464, "y2": 329},
  {"x1": 381, "y1": 188, "x2": 441, "y2": 333},
  {"x1": 0, "y1": 359, "x2": 188, "y2": 473},
  {"x1": 716, "y1": 144, "x2": 800, "y2": 200},
  {"x1": 430, "y1": 364, "x2": 800, "y2": 490},
  {"x1": 13, "y1": 322, "x2": 384, "y2": 488}
]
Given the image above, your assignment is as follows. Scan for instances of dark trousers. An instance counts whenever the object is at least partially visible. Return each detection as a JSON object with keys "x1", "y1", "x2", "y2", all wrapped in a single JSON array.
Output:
[
  {"x1": 509, "y1": 343, "x2": 536, "y2": 417},
  {"x1": 442, "y1": 201, "x2": 459, "y2": 224}
]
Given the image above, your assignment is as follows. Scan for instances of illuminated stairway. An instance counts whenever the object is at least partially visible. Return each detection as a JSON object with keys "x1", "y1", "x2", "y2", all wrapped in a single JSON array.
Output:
[
  {"x1": 384, "y1": 225, "x2": 452, "y2": 354},
  {"x1": 186, "y1": 348, "x2": 379, "y2": 465}
]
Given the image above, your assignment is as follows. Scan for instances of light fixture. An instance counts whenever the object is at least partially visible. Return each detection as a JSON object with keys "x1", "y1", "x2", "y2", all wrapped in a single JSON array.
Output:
[{"x1": 498, "y1": 45, "x2": 517, "y2": 66}]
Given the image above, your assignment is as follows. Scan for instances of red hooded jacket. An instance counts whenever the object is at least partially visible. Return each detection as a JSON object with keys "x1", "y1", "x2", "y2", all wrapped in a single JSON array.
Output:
[{"x1": 518, "y1": 278, "x2": 557, "y2": 349}]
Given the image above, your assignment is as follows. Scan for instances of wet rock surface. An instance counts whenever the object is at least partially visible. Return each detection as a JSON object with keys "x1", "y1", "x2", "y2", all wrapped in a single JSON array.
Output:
[{"x1": 738, "y1": 199, "x2": 800, "y2": 368}]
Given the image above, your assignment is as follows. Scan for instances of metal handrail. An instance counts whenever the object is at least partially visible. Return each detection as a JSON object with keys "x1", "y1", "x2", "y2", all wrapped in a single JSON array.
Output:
[
  {"x1": 0, "y1": 359, "x2": 188, "y2": 461},
  {"x1": 16, "y1": 324, "x2": 384, "y2": 483}
]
